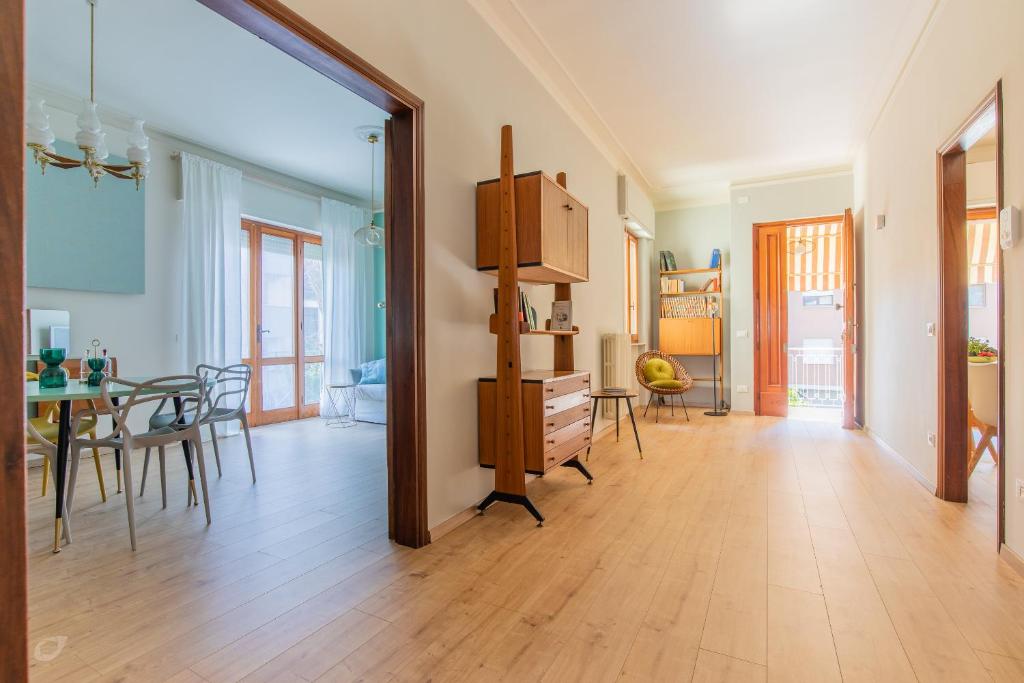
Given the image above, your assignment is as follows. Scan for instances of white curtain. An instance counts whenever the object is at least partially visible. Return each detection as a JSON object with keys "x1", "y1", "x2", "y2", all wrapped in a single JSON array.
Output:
[
  {"x1": 179, "y1": 152, "x2": 243, "y2": 388},
  {"x1": 320, "y1": 197, "x2": 375, "y2": 416}
]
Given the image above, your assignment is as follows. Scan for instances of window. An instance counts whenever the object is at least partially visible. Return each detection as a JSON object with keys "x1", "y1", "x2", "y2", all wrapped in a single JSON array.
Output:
[
  {"x1": 625, "y1": 231, "x2": 639, "y2": 342},
  {"x1": 968, "y1": 283, "x2": 987, "y2": 308},
  {"x1": 801, "y1": 292, "x2": 834, "y2": 308}
]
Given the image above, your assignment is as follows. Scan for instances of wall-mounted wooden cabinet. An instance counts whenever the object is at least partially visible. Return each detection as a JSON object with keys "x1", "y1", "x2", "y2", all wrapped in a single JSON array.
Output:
[
  {"x1": 476, "y1": 171, "x2": 589, "y2": 283},
  {"x1": 659, "y1": 317, "x2": 722, "y2": 356}
]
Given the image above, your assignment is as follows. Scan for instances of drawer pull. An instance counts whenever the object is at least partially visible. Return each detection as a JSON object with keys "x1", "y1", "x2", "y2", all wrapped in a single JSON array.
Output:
[
  {"x1": 545, "y1": 387, "x2": 555, "y2": 393},
  {"x1": 546, "y1": 405, "x2": 555, "y2": 410},
  {"x1": 583, "y1": 436, "x2": 590, "y2": 441},
  {"x1": 583, "y1": 407, "x2": 590, "y2": 412},
  {"x1": 546, "y1": 422, "x2": 556, "y2": 427},
  {"x1": 546, "y1": 439, "x2": 556, "y2": 444}
]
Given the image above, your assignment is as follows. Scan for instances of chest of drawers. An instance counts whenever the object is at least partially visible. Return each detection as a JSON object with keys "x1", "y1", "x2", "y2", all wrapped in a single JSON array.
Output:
[{"x1": 478, "y1": 370, "x2": 591, "y2": 474}]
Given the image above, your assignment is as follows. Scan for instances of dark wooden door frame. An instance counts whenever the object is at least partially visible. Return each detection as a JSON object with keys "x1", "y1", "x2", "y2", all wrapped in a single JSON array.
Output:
[
  {"x1": 3, "y1": 0, "x2": 427, "y2": 675},
  {"x1": 935, "y1": 84, "x2": 1004, "y2": 542}
]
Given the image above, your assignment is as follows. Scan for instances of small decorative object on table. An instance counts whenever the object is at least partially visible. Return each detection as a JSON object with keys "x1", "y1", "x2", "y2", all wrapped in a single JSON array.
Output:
[
  {"x1": 81, "y1": 339, "x2": 111, "y2": 385},
  {"x1": 967, "y1": 336, "x2": 998, "y2": 363},
  {"x1": 38, "y1": 347, "x2": 69, "y2": 388}
]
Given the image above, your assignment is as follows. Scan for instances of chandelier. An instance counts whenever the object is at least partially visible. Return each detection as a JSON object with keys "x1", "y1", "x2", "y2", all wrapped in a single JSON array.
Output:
[
  {"x1": 787, "y1": 235, "x2": 817, "y2": 256},
  {"x1": 25, "y1": 0, "x2": 149, "y2": 189},
  {"x1": 353, "y1": 126, "x2": 384, "y2": 247}
]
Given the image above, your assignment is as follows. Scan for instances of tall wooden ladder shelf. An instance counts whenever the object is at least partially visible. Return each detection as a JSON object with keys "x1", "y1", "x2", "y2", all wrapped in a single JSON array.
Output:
[{"x1": 476, "y1": 125, "x2": 593, "y2": 526}]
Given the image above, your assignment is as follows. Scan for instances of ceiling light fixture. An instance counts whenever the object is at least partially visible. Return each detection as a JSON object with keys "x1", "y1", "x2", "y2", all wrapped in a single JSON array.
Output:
[
  {"x1": 25, "y1": 0, "x2": 149, "y2": 189},
  {"x1": 353, "y1": 125, "x2": 384, "y2": 248},
  {"x1": 787, "y1": 236, "x2": 816, "y2": 256}
]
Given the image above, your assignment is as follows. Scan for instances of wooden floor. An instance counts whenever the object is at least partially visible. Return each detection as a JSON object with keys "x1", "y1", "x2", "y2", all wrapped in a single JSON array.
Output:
[{"x1": 28, "y1": 413, "x2": 1024, "y2": 682}]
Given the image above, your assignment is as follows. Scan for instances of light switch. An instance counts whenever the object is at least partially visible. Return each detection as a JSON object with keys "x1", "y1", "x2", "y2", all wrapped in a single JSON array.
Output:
[
  {"x1": 736, "y1": 329, "x2": 749, "y2": 338},
  {"x1": 926, "y1": 322, "x2": 936, "y2": 337},
  {"x1": 736, "y1": 385, "x2": 749, "y2": 393}
]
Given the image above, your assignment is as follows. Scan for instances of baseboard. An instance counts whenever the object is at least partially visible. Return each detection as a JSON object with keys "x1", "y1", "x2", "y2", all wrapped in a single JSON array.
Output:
[
  {"x1": 428, "y1": 504, "x2": 479, "y2": 543},
  {"x1": 864, "y1": 426, "x2": 936, "y2": 494},
  {"x1": 429, "y1": 418, "x2": 630, "y2": 544},
  {"x1": 1000, "y1": 543, "x2": 1024, "y2": 579}
]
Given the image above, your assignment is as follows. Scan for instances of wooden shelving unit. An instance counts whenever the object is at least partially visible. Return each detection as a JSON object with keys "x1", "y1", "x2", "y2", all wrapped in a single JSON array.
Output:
[
  {"x1": 475, "y1": 126, "x2": 593, "y2": 526},
  {"x1": 659, "y1": 264, "x2": 724, "y2": 382}
]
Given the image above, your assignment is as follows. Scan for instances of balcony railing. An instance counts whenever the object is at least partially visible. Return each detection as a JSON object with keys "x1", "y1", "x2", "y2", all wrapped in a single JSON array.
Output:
[{"x1": 788, "y1": 346, "x2": 843, "y2": 408}]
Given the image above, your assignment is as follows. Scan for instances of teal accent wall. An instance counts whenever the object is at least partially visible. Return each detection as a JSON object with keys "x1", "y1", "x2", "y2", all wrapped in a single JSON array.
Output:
[
  {"x1": 373, "y1": 211, "x2": 386, "y2": 359},
  {"x1": 26, "y1": 140, "x2": 145, "y2": 294}
]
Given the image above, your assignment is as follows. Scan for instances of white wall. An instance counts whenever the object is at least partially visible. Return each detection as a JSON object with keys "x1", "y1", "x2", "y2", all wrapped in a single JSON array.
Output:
[
  {"x1": 855, "y1": 0, "x2": 1024, "y2": 556},
  {"x1": 654, "y1": 203, "x2": 731, "y2": 407},
  {"x1": 728, "y1": 174, "x2": 854, "y2": 412},
  {"x1": 279, "y1": 0, "x2": 653, "y2": 529}
]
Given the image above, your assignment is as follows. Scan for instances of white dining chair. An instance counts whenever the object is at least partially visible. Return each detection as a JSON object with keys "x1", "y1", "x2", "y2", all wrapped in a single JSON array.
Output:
[
  {"x1": 139, "y1": 364, "x2": 255, "y2": 498},
  {"x1": 64, "y1": 375, "x2": 211, "y2": 550},
  {"x1": 968, "y1": 361, "x2": 999, "y2": 475}
]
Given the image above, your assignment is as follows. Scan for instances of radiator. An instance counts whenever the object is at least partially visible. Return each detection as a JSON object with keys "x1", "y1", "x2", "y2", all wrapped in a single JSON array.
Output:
[{"x1": 600, "y1": 333, "x2": 637, "y2": 418}]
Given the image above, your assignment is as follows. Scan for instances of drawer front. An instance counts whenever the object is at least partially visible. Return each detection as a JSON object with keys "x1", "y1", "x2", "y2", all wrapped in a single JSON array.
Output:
[
  {"x1": 542, "y1": 400, "x2": 591, "y2": 434},
  {"x1": 542, "y1": 429, "x2": 591, "y2": 471},
  {"x1": 542, "y1": 388, "x2": 590, "y2": 417},
  {"x1": 541, "y1": 373, "x2": 590, "y2": 400},
  {"x1": 542, "y1": 417, "x2": 591, "y2": 452}
]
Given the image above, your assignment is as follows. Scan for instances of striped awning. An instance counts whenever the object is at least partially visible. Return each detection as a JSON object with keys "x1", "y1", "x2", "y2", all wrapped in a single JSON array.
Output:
[
  {"x1": 787, "y1": 221, "x2": 842, "y2": 292},
  {"x1": 968, "y1": 215, "x2": 998, "y2": 285}
]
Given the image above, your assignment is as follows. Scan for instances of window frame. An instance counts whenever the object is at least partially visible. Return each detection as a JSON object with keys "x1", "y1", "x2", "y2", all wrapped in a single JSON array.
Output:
[{"x1": 625, "y1": 230, "x2": 640, "y2": 343}]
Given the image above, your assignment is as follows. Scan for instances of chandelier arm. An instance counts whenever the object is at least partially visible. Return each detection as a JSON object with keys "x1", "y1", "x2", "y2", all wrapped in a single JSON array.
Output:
[
  {"x1": 36, "y1": 149, "x2": 86, "y2": 166},
  {"x1": 100, "y1": 162, "x2": 135, "y2": 173},
  {"x1": 102, "y1": 168, "x2": 136, "y2": 180}
]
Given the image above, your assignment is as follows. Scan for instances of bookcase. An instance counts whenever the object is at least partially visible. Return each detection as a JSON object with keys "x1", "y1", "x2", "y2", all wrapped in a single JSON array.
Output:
[
  {"x1": 474, "y1": 126, "x2": 593, "y2": 526},
  {"x1": 658, "y1": 264, "x2": 724, "y2": 384}
]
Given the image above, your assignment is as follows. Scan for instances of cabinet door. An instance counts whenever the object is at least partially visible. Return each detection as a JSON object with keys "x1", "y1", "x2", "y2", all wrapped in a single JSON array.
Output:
[
  {"x1": 541, "y1": 177, "x2": 570, "y2": 272},
  {"x1": 568, "y1": 197, "x2": 588, "y2": 280}
]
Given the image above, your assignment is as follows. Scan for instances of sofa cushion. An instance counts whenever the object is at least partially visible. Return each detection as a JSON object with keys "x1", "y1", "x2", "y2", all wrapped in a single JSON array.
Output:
[
  {"x1": 649, "y1": 378, "x2": 684, "y2": 390},
  {"x1": 358, "y1": 358, "x2": 386, "y2": 385},
  {"x1": 643, "y1": 358, "x2": 675, "y2": 383}
]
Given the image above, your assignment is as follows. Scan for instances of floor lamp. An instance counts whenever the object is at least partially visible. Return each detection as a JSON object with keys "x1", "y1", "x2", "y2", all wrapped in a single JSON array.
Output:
[{"x1": 704, "y1": 297, "x2": 727, "y2": 417}]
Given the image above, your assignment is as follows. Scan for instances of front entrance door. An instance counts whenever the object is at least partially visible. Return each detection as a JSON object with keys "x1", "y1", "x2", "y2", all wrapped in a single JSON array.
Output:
[{"x1": 754, "y1": 222, "x2": 789, "y2": 417}]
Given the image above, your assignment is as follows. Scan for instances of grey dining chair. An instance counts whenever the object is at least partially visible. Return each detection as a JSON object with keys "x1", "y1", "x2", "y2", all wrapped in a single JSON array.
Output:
[
  {"x1": 64, "y1": 375, "x2": 211, "y2": 550},
  {"x1": 140, "y1": 363, "x2": 254, "y2": 498}
]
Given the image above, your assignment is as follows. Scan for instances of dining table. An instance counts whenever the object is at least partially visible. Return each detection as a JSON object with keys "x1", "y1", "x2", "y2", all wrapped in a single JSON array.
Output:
[{"x1": 27, "y1": 377, "x2": 202, "y2": 553}]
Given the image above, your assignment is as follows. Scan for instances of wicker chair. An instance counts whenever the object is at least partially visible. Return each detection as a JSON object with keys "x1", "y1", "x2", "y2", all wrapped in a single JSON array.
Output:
[{"x1": 635, "y1": 350, "x2": 694, "y2": 422}]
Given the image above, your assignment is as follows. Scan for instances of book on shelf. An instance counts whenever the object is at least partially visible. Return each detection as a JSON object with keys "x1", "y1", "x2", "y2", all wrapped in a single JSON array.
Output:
[
  {"x1": 659, "y1": 294, "x2": 708, "y2": 319},
  {"x1": 660, "y1": 277, "x2": 684, "y2": 294},
  {"x1": 709, "y1": 248, "x2": 721, "y2": 269},
  {"x1": 659, "y1": 250, "x2": 678, "y2": 272},
  {"x1": 550, "y1": 300, "x2": 573, "y2": 331},
  {"x1": 495, "y1": 288, "x2": 539, "y2": 330}
]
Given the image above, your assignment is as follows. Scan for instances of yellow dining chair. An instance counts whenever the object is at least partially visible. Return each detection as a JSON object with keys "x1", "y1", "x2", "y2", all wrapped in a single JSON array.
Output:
[{"x1": 26, "y1": 371, "x2": 107, "y2": 502}]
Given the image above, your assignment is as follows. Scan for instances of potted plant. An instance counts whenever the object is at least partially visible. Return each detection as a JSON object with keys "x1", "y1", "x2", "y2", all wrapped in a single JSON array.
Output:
[{"x1": 968, "y1": 336, "x2": 998, "y2": 363}]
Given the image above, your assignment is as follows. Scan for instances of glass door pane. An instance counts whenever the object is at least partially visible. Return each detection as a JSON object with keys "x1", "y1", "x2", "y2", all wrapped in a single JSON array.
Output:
[
  {"x1": 303, "y1": 243, "x2": 324, "y2": 356},
  {"x1": 241, "y1": 229, "x2": 250, "y2": 358},
  {"x1": 260, "y1": 234, "x2": 295, "y2": 359},
  {"x1": 262, "y1": 364, "x2": 296, "y2": 410}
]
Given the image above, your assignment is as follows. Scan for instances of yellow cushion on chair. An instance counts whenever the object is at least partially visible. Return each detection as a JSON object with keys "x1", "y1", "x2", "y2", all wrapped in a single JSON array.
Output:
[
  {"x1": 649, "y1": 378, "x2": 684, "y2": 390},
  {"x1": 26, "y1": 415, "x2": 98, "y2": 445},
  {"x1": 643, "y1": 358, "x2": 676, "y2": 383}
]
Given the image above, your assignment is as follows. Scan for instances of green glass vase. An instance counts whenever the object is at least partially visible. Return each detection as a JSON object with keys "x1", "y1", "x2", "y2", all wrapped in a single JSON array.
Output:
[
  {"x1": 86, "y1": 356, "x2": 107, "y2": 386},
  {"x1": 39, "y1": 348, "x2": 69, "y2": 389}
]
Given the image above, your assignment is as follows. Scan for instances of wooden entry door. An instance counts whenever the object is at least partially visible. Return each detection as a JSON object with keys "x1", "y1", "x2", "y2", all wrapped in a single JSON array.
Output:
[
  {"x1": 840, "y1": 209, "x2": 858, "y2": 428},
  {"x1": 754, "y1": 222, "x2": 789, "y2": 417},
  {"x1": 242, "y1": 219, "x2": 325, "y2": 426}
]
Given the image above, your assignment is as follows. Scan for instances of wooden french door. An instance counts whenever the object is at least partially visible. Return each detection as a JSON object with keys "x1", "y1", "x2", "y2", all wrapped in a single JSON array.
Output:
[
  {"x1": 840, "y1": 208, "x2": 857, "y2": 428},
  {"x1": 753, "y1": 222, "x2": 789, "y2": 417},
  {"x1": 242, "y1": 219, "x2": 324, "y2": 426}
]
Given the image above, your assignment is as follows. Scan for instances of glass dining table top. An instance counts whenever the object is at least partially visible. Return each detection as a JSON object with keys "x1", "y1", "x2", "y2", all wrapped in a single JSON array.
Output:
[{"x1": 25, "y1": 378, "x2": 203, "y2": 403}]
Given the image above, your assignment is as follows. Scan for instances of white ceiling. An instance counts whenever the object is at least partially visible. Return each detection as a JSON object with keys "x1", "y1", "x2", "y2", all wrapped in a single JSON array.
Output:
[
  {"x1": 474, "y1": 0, "x2": 938, "y2": 207},
  {"x1": 27, "y1": 0, "x2": 387, "y2": 200}
]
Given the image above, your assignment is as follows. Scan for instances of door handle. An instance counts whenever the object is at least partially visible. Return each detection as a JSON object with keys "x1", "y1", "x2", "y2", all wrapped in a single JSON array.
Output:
[{"x1": 257, "y1": 325, "x2": 271, "y2": 343}]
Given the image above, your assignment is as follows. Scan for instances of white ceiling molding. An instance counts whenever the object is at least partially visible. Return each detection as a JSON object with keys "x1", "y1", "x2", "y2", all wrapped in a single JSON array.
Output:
[
  {"x1": 730, "y1": 167, "x2": 854, "y2": 192},
  {"x1": 466, "y1": 0, "x2": 654, "y2": 197}
]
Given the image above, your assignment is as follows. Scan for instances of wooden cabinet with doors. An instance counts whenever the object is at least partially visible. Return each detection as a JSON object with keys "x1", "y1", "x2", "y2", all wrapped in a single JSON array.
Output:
[
  {"x1": 476, "y1": 171, "x2": 589, "y2": 283},
  {"x1": 241, "y1": 219, "x2": 325, "y2": 426}
]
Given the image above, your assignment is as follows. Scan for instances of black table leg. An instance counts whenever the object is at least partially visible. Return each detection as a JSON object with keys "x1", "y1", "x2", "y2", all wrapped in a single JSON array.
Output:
[
  {"x1": 586, "y1": 396, "x2": 598, "y2": 459},
  {"x1": 112, "y1": 396, "x2": 122, "y2": 493},
  {"x1": 615, "y1": 398, "x2": 620, "y2": 441},
  {"x1": 173, "y1": 396, "x2": 198, "y2": 506},
  {"x1": 626, "y1": 397, "x2": 643, "y2": 459},
  {"x1": 53, "y1": 399, "x2": 72, "y2": 553}
]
